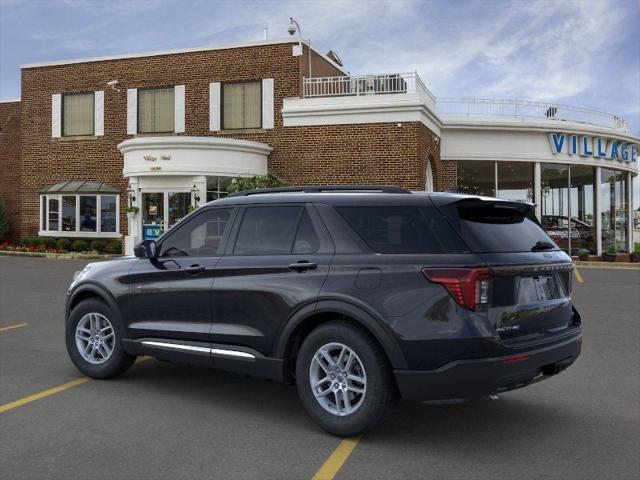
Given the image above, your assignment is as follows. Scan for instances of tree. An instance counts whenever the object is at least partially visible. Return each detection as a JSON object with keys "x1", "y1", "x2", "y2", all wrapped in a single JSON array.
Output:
[
  {"x1": 0, "y1": 197, "x2": 9, "y2": 242},
  {"x1": 227, "y1": 172, "x2": 287, "y2": 194}
]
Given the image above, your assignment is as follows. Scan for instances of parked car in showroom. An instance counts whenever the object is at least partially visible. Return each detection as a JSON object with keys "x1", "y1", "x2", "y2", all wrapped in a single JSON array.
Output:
[{"x1": 65, "y1": 186, "x2": 582, "y2": 436}]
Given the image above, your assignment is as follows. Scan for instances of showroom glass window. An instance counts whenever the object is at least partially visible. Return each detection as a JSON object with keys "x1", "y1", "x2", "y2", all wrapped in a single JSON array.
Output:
[
  {"x1": 540, "y1": 164, "x2": 570, "y2": 253},
  {"x1": 457, "y1": 161, "x2": 495, "y2": 197},
  {"x1": 222, "y1": 81, "x2": 261, "y2": 130},
  {"x1": 601, "y1": 168, "x2": 629, "y2": 253},
  {"x1": 569, "y1": 165, "x2": 596, "y2": 254},
  {"x1": 40, "y1": 194, "x2": 119, "y2": 236},
  {"x1": 62, "y1": 92, "x2": 94, "y2": 136},
  {"x1": 138, "y1": 88, "x2": 175, "y2": 133},
  {"x1": 206, "y1": 176, "x2": 233, "y2": 202},
  {"x1": 496, "y1": 162, "x2": 534, "y2": 203}
]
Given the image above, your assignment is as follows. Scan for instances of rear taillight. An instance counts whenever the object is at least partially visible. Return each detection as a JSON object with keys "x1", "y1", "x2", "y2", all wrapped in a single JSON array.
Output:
[{"x1": 422, "y1": 268, "x2": 492, "y2": 311}]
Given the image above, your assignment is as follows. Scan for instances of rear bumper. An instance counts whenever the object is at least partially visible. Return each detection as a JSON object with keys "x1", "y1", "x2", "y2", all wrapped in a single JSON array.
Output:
[{"x1": 394, "y1": 328, "x2": 582, "y2": 401}]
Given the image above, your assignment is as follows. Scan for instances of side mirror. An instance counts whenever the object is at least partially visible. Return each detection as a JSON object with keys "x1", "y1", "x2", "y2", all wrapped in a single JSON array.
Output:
[{"x1": 134, "y1": 239, "x2": 157, "y2": 259}]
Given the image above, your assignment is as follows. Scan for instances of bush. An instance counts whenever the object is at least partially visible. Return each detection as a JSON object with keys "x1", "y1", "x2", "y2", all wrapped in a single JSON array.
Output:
[
  {"x1": 21, "y1": 237, "x2": 37, "y2": 247},
  {"x1": 577, "y1": 251, "x2": 589, "y2": 261},
  {"x1": 90, "y1": 240, "x2": 106, "y2": 252},
  {"x1": 0, "y1": 197, "x2": 8, "y2": 241},
  {"x1": 227, "y1": 172, "x2": 286, "y2": 194},
  {"x1": 71, "y1": 240, "x2": 88, "y2": 252},
  {"x1": 57, "y1": 238, "x2": 73, "y2": 251},
  {"x1": 38, "y1": 237, "x2": 57, "y2": 249},
  {"x1": 107, "y1": 240, "x2": 122, "y2": 255}
]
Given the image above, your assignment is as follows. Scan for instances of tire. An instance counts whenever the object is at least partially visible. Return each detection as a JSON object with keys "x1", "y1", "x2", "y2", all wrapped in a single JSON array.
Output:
[
  {"x1": 296, "y1": 320, "x2": 398, "y2": 436},
  {"x1": 65, "y1": 298, "x2": 136, "y2": 379}
]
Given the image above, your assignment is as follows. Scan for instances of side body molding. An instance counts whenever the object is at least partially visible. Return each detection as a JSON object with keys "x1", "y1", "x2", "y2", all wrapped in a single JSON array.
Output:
[{"x1": 274, "y1": 298, "x2": 408, "y2": 370}]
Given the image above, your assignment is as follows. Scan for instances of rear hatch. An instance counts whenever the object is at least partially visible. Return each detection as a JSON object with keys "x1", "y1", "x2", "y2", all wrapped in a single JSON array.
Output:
[{"x1": 434, "y1": 196, "x2": 575, "y2": 343}]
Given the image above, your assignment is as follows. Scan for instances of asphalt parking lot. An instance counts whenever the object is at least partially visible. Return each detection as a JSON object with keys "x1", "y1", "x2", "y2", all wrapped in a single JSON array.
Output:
[{"x1": 1, "y1": 256, "x2": 639, "y2": 480}]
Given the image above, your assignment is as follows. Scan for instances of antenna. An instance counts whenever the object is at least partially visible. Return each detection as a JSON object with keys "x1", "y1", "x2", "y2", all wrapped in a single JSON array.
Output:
[{"x1": 263, "y1": 24, "x2": 268, "y2": 40}]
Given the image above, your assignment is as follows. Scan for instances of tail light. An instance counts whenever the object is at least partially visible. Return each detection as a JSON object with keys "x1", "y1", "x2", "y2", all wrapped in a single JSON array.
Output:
[{"x1": 422, "y1": 268, "x2": 492, "y2": 311}]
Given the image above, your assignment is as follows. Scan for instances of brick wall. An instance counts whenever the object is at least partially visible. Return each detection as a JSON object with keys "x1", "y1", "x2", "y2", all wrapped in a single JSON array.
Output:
[
  {"x1": 0, "y1": 101, "x2": 21, "y2": 242},
  {"x1": 14, "y1": 41, "x2": 440, "y2": 240}
]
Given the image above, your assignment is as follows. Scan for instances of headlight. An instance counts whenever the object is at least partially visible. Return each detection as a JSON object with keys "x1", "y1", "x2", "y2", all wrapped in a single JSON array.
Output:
[{"x1": 70, "y1": 265, "x2": 92, "y2": 288}]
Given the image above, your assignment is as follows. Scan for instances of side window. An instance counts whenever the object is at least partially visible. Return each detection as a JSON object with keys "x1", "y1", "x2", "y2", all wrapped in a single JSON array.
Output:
[
  {"x1": 234, "y1": 206, "x2": 302, "y2": 255},
  {"x1": 159, "y1": 208, "x2": 232, "y2": 257},
  {"x1": 293, "y1": 210, "x2": 320, "y2": 254}
]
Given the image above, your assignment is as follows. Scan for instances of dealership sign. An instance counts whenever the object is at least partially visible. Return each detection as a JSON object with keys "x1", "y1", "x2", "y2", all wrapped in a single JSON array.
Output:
[{"x1": 548, "y1": 133, "x2": 638, "y2": 163}]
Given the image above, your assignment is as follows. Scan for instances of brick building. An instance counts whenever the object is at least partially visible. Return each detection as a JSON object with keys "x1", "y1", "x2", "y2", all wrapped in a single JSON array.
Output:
[{"x1": 0, "y1": 38, "x2": 638, "y2": 255}]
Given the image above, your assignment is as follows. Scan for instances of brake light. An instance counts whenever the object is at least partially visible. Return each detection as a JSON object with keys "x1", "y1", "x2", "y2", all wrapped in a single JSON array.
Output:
[{"x1": 422, "y1": 268, "x2": 492, "y2": 311}]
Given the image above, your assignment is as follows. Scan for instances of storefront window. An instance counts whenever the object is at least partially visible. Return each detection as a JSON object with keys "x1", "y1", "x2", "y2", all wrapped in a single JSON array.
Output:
[
  {"x1": 601, "y1": 169, "x2": 629, "y2": 253},
  {"x1": 457, "y1": 161, "x2": 495, "y2": 197},
  {"x1": 62, "y1": 196, "x2": 76, "y2": 232},
  {"x1": 206, "y1": 176, "x2": 233, "y2": 202},
  {"x1": 79, "y1": 196, "x2": 97, "y2": 232},
  {"x1": 497, "y1": 162, "x2": 534, "y2": 203},
  {"x1": 48, "y1": 197, "x2": 59, "y2": 231},
  {"x1": 569, "y1": 166, "x2": 596, "y2": 254},
  {"x1": 100, "y1": 195, "x2": 117, "y2": 233},
  {"x1": 541, "y1": 164, "x2": 570, "y2": 253}
]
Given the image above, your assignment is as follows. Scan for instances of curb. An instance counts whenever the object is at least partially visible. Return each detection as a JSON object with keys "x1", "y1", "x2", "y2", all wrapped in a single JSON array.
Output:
[
  {"x1": 574, "y1": 261, "x2": 640, "y2": 269},
  {"x1": 0, "y1": 250, "x2": 121, "y2": 260}
]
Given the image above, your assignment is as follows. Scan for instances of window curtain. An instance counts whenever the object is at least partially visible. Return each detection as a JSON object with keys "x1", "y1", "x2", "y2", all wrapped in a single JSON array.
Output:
[
  {"x1": 138, "y1": 88, "x2": 175, "y2": 133},
  {"x1": 63, "y1": 93, "x2": 94, "y2": 136},
  {"x1": 223, "y1": 82, "x2": 261, "y2": 129}
]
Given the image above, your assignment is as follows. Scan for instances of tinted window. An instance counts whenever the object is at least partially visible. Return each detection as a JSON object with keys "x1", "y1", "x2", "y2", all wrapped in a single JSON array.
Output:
[
  {"x1": 336, "y1": 206, "x2": 464, "y2": 254},
  {"x1": 234, "y1": 206, "x2": 302, "y2": 255},
  {"x1": 160, "y1": 208, "x2": 232, "y2": 257},
  {"x1": 443, "y1": 200, "x2": 556, "y2": 253},
  {"x1": 293, "y1": 211, "x2": 320, "y2": 254}
]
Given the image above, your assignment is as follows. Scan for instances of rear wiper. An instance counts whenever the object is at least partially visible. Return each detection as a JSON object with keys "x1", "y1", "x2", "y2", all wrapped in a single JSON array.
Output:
[{"x1": 531, "y1": 241, "x2": 555, "y2": 252}]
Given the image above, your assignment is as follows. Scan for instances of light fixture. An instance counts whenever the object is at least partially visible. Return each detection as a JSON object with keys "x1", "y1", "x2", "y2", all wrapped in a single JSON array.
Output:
[
  {"x1": 288, "y1": 17, "x2": 312, "y2": 76},
  {"x1": 126, "y1": 186, "x2": 136, "y2": 205},
  {"x1": 191, "y1": 185, "x2": 201, "y2": 204}
]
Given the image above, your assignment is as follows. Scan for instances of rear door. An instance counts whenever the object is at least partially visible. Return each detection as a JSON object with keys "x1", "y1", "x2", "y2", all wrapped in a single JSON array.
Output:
[
  {"x1": 210, "y1": 204, "x2": 333, "y2": 357},
  {"x1": 436, "y1": 197, "x2": 575, "y2": 342}
]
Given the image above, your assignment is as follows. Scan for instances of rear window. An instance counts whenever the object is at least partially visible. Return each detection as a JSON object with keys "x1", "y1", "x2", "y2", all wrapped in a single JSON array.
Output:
[
  {"x1": 336, "y1": 206, "x2": 466, "y2": 254},
  {"x1": 443, "y1": 201, "x2": 557, "y2": 253}
]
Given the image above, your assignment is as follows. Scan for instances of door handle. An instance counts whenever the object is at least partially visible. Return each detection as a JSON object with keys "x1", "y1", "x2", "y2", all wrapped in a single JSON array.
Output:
[
  {"x1": 288, "y1": 261, "x2": 317, "y2": 272},
  {"x1": 184, "y1": 264, "x2": 206, "y2": 275}
]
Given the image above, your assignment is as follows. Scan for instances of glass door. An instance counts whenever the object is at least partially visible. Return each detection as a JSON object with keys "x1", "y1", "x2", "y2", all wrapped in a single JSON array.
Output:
[
  {"x1": 142, "y1": 192, "x2": 165, "y2": 241},
  {"x1": 168, "y1": 192, "x2": 191, "y2": 228},
  {"x1": 541, "y1": 164, "x2": 570, "y2": 253}
]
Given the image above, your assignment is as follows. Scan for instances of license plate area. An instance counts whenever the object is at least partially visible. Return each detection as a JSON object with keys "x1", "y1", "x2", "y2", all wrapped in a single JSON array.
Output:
[
  {"x1": 515, "y1": 274, "x2": 565, "y2": 304},
  {"x1": 533, "y1": 275, "x2": 555, "y2": 301}
]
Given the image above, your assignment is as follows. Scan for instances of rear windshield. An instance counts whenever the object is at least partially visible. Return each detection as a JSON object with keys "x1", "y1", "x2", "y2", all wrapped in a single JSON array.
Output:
[
  {"x1": 335, "y1": 206, "x2": 467, "y2": 254},
  {"x1": 442, "y1": 200, "x2": 557, "y2": 253}
]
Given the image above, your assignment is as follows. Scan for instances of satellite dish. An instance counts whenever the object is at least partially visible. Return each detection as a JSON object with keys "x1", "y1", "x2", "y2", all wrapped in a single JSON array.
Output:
[{"x1": 326, "y1": 50, "x2": 343, "y2": 67}]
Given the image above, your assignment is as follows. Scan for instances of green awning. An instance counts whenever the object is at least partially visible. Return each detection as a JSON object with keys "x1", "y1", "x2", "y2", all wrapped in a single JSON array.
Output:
[{"x1": 41, "y1": 181, "x2": 120, "y2": 194}]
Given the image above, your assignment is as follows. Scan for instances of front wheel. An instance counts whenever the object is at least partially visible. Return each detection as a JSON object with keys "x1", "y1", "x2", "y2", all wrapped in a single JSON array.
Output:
[
  {"x1": 65, "y1": 298, "x2": 136, "y2": 379},
  {"x1": 296, "y1": 321, "x2": 397, "y2": 436}
]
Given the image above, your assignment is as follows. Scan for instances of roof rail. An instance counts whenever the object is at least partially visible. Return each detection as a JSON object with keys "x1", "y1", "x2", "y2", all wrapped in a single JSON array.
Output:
[{"x1": 227, "y1": 185, "x2": 412, "y2": 197}]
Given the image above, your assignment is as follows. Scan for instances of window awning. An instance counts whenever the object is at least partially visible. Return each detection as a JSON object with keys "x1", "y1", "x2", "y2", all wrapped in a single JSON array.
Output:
[{"x1": 41, "y1": 181, "x2": 120, "y2": 194}]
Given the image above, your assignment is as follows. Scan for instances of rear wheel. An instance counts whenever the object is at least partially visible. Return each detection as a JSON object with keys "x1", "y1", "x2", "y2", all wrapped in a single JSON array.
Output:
[
  {"x1": 296, "y1": 321, "x2": 397, "y2": 436},
  {"x1": 65, "y1": 299, "x2": 136, "y2": 379}
]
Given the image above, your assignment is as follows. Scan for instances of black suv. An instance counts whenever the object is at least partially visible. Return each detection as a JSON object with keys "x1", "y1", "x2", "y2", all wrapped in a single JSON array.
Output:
[{"x1": 65, "y1": 186, "x2": 582, "y2": 436}]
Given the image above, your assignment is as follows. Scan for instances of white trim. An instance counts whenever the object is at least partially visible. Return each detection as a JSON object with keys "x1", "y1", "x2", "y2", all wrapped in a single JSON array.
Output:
[
  {"x1": 261, "y1": 78, "x2": 275, "y2": 129},
  {"x1": 94, "y1": 90, "x2": 104, "y2": 136},
  {"x1": 127, "y1": 89, "x2": 137, "y2": 135},
  {"x1": 118, "y1": 135, "x2": 272, "y2": 154},
  {"x1": 595, "y1": 166, "x2": 602, "y2": 255},
  {"x1": 628, "y1": 171, "x2": 633, "y2": 253},
  {"x1": 209, "y1": 82, "x2": 221, "y2": 131},
  {"x1": 534, "y1": 162, "x2": 542, "y2": 220},
  {"x1": 0, "y1": 98, "x2": 20, "y2": 103},
  {"x1": 211, "y1": 348, "x2": 255, "y2": 359},
  {"x1": 39, "y1": 193, "x2": 120, "y2": 237},
  {"x1": 142, "y1": 341, "x2": 211, "y2": 354},
  {"x1": 174, "y1": 85, "x2": 185, "y2": 133},
  {"x1": 19, "y1": 39, "x2": 347, "y2": 74},
  {"x1": 51, "y1": 94, "x2": 61, "y2": 138}
]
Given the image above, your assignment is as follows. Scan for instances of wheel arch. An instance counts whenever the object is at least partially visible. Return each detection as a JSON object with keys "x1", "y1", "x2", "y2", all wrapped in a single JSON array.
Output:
[
  {"x1": 275, "y1": 299, "x2": 408, "y2": 382},
  {"x1": 66, "y1": 283, "x2": 120, "y2": 323}
]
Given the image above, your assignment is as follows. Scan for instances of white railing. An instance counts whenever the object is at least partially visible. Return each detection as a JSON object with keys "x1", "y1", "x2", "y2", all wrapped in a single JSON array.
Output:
[
  {"x1": 436, "y1": 98, "x2": 628, "y2": 131},
  {"x1": 303, "y1": 72, "x2": 436, "y2": 103}
]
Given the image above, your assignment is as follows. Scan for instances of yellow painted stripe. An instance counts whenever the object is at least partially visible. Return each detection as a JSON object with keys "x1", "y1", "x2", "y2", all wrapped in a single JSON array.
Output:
[
  {"x1": 0, "y1": 356, "x2": 154, "y2": 415},
  {"x1": 574, "y1": 268, "x2": 584, "y2": 283},
  {"x1": 0, "y1": 377, "x2": 90, "y2": 414},
  {"x1": 312, "y1": 436, "x2": 362, "y2": 480},
  {"x1": 0, "y1": 323, "x2": 28, "y2": 333}
]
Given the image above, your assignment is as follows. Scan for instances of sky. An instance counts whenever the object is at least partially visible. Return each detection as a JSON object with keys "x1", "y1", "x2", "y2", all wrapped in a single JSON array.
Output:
[{"x1": 1, "y1": 0, "x2": 639, "y2": 202}]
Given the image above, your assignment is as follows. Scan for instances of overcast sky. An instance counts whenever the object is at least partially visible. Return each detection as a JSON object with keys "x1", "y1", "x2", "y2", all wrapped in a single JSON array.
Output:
[{"x1": 1, "y1": 0, "x2": 639, "y2": 203}]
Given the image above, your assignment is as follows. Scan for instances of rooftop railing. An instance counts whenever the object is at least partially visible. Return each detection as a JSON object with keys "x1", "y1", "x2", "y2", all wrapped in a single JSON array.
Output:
[{"x1": 301, "y1": 74, "x2": 627, "y2": 131}]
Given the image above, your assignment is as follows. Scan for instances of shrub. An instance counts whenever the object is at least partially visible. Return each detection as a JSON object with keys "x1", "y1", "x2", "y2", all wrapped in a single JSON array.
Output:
[
  {"x1": 108, "y1": 240, "x2": 122, "y2": 255},
  {"x1": 90, "y1": 240, "x2": 106, "y2": 252},
  {"x1": 57, "y1": 238, "x2": 72, "y2": 251},
  {"x1": 227, "y1": 172, "x2": 286, "y2": 194},
  {"x1": 577, "y1": 251, "x2": 589, "y2": 261},
  {"x1": 21, "y1": 237, "x2": 37, "y2": 247},
  {"x1": 38, "y1": 237, "x2": 57, "y2": 249},
  {"x1": 0, "y1": 197, "x2": 8, "y2": 242},
  {"x1": 71, "y1": 240, "x2": 88, "y2": 252}
]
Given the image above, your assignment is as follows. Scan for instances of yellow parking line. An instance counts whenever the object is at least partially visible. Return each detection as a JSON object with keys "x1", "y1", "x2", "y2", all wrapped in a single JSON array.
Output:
[
  {"x1": 574, "y1": 268, "x2": 584, "y2": 283},
  {"x1": 0, "y1": 323, "x2": 28, "y2": 333},
  {"x1": 0, "y1": 377, "x2": 90, "y2": 414},
  {"x1": 312, "y1": 436, "x2": 361, "y2": 480},
  {"x1": 0, "y1": 356, "x2": 153, "y2": 415}
]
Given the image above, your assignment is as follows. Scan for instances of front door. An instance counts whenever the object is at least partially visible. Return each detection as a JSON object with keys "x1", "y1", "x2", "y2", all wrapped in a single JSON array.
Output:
[
  {"x1": 124, "y1": 207, "x2": 236, "y2": 342},
  {"x1": 141, "y1": 191, "x2": 192, "y2": 241},
  {"x1": 211, "y1": 204, "x2": 334, "y2": 357}
]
